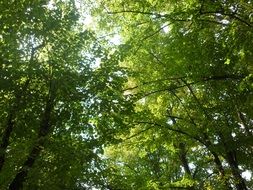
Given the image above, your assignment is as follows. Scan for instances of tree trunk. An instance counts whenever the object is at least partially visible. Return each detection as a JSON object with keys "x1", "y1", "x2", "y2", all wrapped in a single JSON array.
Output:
[
  {"x1": 178, "y1": 143, "x2": 192, "y2": 176},
  {"x1": 9, "y1": 82, "x2": 55, "y2": 190},
  {"x1": 178, "y1": 143, "x2": 195, "y2": 190},
  {"x1": 210, "y1": 150, "x2": 232, "y2": 190},
  {"x1": 226, "y1": 150, "x2": 248, "y2": 190},
  {"x1": 0, "y1": 45, "x2": 43, "y2": 172},
  {"x1": 204, "y1": 135, "x2": 232, "y2": 190},
  {"x1": 0, "y1": 113, "x2": 14, "y2": 171},
  {"x1": 0, "y1": 80, "x2": 30, "y2": 171},
  {"x1": 218, "y1": 132, "x2": 248, "y2": 190}
]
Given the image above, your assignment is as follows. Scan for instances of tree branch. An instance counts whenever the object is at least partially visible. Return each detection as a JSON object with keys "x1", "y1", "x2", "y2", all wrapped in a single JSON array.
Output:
[
  {"x1": 199, "y1": 11, "x2": 252, "y2": 27},
  {"x1": 107, "y1": 10, "x2": 190, "y2": 22},
  {"x1": 123, "y1": 76, "x2": 186, "y2": 92},
  {"x1": 131, "y1": 121, "x2": 205, "y2": 145}
]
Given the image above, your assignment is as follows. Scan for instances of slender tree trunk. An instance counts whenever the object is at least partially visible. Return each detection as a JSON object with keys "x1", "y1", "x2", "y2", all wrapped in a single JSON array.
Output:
[
  {"x1": 210, "y1": 150, "x2": 233, "y2": 190},
  {"x1": 226, "y1": 150, "x2": 248, "y2": 190},
  {"x1": 0, "y1": 80, "x2": 30, "y2": 171},
  {"x1": 218, "y1": 132, "x2": 248, "y2": 190},
  {"x1": 178, "y1": 143, "x2": 192, "y2": 176},
  {"x1": 237, "y1": 111, "x2": 251, "y2": 136},
  {"x1": 0, "y1": 45, "x2": 41, "y2": 171},
  {"x1": 178, "y1": 143, "x2": 195, "y2": 190},
  {"x1": 9, "y1": 81, "x2": 55, "y2": 190},
  {"x1": 204, "y1": 135, "x2": 232, "y2": 190},
  {"x1": 0, "y1": 113, "x2": 14, "y2": 171}
]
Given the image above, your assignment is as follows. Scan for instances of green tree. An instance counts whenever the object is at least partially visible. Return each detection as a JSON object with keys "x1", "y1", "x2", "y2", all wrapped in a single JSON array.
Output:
[
  {"x1": 0, "y1": 0, "x2": 130, "y2": 189},
  {"x1": 95, "y1": 0, "x2": 253, "y2": 189},
  {"x1": 1, "y1": 0, "x2": 252, "y2": 189}
]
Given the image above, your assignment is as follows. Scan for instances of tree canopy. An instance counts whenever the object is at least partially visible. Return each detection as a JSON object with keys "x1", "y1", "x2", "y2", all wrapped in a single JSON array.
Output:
[{"x1": 0, "y1": 0, "x2": 252, "y2": 189}]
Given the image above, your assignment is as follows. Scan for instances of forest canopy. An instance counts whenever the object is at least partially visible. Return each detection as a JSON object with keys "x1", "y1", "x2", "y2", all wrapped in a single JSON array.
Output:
[{"x1": 0, "y1": 0, "x2": 252, "y2": 189}]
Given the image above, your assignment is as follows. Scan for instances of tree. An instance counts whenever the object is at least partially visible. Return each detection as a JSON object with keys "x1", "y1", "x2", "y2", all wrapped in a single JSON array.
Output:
[
  {"x1": 0, "y1": 0, "x2": 130, "y2": 189},
  {"x1": 0, "y1": 0, "x2": 252, "y2": 189},
  {"x1": 94, "y1": 0, "x2": 253, "y2": 189}
]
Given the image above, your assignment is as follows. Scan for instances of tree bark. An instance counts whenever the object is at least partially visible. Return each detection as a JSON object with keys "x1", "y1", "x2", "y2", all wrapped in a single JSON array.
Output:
[
  {"x1": 218, "y1": 132, "x2": 248, "y2": 190},
  {"x1": 0, "y1": 79, "x2": 30, "y2": 171},
  {"x1": 178, "y1": 143, "x2": 192, "y2": 176},
  {"x1": 226, "y1": 150, "x2": 248, "y2": 190},
  {"x1": 0, "y1": 113, "x2": 14, "y2": 171},
  {"x1": 0, "y1": 44, "x2": 42, "y2": 172},
  {"x1": 178, "y1": 143, "x2": 195, "y2": 190},
  {"x1": 203, "y1": 134, "x2": 232, "y2": 190},
  {"x1": 8, "y1": 81, "x2": 55, "y2": 190},
  {"x1": 210, "y1": 150, "x2": 233, "y2": 190}
]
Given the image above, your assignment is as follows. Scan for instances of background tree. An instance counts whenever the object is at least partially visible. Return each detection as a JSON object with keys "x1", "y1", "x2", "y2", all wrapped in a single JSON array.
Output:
[
  {"x1": 0, "y1": 0, "x2": 131, "y2": 189},
  {"x1": 94, "y1": 0, "x2": 253, "y2": 189},
  {"x1": 0, "y1": 0, "x2": 252, "y2": 189}
]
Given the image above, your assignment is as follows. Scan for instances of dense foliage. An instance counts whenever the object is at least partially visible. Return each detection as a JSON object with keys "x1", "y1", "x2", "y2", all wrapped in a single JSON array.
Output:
[{"x1": 0, "y1": 0, "x2": 252, "y2": 189}]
